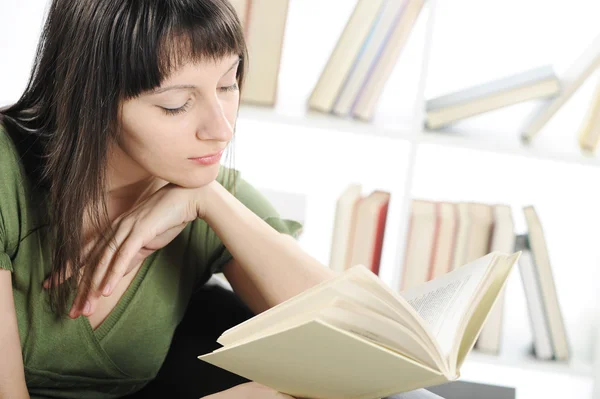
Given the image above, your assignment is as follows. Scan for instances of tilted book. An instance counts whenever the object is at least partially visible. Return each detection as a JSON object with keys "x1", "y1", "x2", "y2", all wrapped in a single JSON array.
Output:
[{"x1": 198, "y1": 251, "x2": 521, "y2": 399}]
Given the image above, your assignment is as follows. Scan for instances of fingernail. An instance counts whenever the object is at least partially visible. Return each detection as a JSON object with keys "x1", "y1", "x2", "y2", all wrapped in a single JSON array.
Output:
[
  {"x1": 102, "y1": 283, "x2": 111, "y2": 296},
  {"x1": 84, "y1": 301, "x2": 91, "y2": 315}
]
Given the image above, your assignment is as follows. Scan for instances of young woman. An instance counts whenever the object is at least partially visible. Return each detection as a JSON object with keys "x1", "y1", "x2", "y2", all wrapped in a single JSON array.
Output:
[{"x1": 0, "y1": 0, "x2": 336, "y2": 398}]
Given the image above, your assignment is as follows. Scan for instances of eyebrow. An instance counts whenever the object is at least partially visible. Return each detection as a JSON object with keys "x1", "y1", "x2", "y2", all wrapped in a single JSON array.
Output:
[{"x1": 152, "y1": 57, "x2": 241, "y2": 94}]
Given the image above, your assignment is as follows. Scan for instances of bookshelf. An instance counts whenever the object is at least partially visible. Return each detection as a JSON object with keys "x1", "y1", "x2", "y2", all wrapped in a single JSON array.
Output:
[
  {"x1": 1, "y1": 0, "x2": 599, "y2": 397},
  {"x1": 232, "y1": 0, "x2": 600, "y2": 398}
]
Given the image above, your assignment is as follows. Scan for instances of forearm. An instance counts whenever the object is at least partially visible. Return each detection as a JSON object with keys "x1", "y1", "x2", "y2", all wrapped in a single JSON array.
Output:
[
  {"x1": 0, "y1": 384, "x2": 29, "y2": 399},
  {"x1": 201, "y1": 182, "x2": 337, "y2": 308},
  {"x1": 0, "y1": 272, "x2": 29, "y2": 399}
]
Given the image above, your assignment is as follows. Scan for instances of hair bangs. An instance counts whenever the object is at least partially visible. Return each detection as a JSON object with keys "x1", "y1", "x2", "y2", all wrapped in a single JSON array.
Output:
[{"x1": 119, "y1": 0, "x2": 246, "y2": 100}]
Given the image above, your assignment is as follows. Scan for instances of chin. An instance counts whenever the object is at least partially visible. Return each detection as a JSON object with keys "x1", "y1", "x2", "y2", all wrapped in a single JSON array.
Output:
[{"x1": 167, "y1": 164, "x2": 221, "y2": 189}]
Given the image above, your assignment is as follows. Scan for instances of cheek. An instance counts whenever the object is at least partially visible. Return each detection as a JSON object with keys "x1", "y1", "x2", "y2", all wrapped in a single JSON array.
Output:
[{"x1": 121, "y1": 108, "x2": 193, "y2": 166}]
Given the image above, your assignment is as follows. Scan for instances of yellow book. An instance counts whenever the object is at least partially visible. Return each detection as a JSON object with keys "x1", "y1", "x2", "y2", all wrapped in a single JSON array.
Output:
[
  {"x1": 308, "y1": 0, "x2": 385, "y2": 113},
  {"x1": 199, "y1": 251, "x2": 521, "y2": 399},
  {"x1": 577, "y1": 75, "x2": 600, "y2": 152},
  {"x1": 241, "y1": 0, "x2": 290, "y2": 106}
]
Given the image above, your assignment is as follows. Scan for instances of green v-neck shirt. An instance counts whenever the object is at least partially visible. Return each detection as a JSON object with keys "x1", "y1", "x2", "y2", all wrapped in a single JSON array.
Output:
[{"x1": 0, "y1": 126, "x2": 302, "y2": 398}]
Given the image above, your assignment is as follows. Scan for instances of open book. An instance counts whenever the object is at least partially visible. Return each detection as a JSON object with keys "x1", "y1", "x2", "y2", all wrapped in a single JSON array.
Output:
[{"x1": 198, "y1": 251, "x2": 521, "y2": 399}]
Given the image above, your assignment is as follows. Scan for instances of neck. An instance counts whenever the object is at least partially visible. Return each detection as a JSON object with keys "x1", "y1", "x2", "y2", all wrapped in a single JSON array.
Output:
[{"x1": 105, "y1": 143, "x2": 166, "y2": 216}]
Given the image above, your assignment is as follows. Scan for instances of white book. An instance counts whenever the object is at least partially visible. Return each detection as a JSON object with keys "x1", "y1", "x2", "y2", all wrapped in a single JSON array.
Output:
[
  {"x1": 523, "y1": 206, "x2": 570, "y2": 360},
  {"x1": 476, "y1": 205, "x2": 515, "y2": 354},
  {"x1": 332, "y1": 0, "x2": 408, "y2": 116},
  {"x1": 329, "y1": 184, "x2": 363, "y2": 272},
  {"x1": 352, "y1": 0, "x2": 425, "y2": 121},
  {"x1": 522, "y1": 33, "x2": 600, "y2": 141},
  {"x1": 577, "y1": 74, "x2": 600, "y2": 152},
  {"x1": 228, "y1": 0, "x2": 249, "y2": 29},
  {"x1": 241, "y1": 0, "x2": 289, "y2": 106},
  {"x1": 516, "y1": 235, "x2": 553, "y2": 360},
  {"x1": 308, "y1": 0, "x2": 386, "y2": 113},
  {"x1": 426, "y1": 66, "x2": 560, "y2": 129},
  {"x1": 199, "y1": 252, "x2": 521, "y2": 399}
]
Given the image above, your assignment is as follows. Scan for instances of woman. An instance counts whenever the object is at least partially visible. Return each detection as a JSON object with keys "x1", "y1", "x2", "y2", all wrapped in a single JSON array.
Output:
[{"x1": 0, "y1": 0, "x2": 336, "y2": 397}]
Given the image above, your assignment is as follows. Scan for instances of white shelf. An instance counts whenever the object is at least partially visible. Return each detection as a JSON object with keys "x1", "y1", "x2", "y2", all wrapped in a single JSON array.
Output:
[
  {"x1": 237, "y1": 105, "x2": 600, "y2": 169},
  {"x1": 465, "y1": 351, "x2": 593, "y2": 378},
  {"x1": 238, "y1": 104, "x2": 415, "y2": 140},
  {"x1": 420, "y1": 128, "x2": 600, "y2": 168}
]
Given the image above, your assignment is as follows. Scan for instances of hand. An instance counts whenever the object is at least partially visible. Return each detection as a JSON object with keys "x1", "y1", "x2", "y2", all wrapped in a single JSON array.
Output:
[
  {"x1": 202, "y1": 382, "x2": 296, "y2": 399},
  {"x1": 43, "y1": 182, "x2": 208, "y2": 319}
]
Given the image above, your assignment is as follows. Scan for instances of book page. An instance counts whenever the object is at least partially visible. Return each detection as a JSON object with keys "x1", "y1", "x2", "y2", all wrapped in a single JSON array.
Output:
[
  {"x1": 200, "y1": 320, "x2": 448, "y2": 399},
  {"x1": 218, "y1": 265, "x2": 430, "y2": 349},
  {"x1": 234, "y1": 297, "x2": 443, "y2": 372},
  {"x1": 400, "y1": 253, "x2": 495, "y2": 356}
]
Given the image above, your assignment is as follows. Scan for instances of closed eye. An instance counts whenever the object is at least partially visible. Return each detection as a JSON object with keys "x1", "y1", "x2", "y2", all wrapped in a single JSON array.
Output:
[
  {"x1": 161, "y1": 100, "x2": 191, "y2": 116},
  {"x1": 219, "y1": 83, "x2": 239, "y2": 93}
]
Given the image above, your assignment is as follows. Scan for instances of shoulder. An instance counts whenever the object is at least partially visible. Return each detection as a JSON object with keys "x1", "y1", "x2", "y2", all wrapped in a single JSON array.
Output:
[
  {"x1": 0, "y1": 123, "x2": 28, "y2": 183},
  {"x1": 0, "y1": 123, "x2": 32, "y2": 257}
]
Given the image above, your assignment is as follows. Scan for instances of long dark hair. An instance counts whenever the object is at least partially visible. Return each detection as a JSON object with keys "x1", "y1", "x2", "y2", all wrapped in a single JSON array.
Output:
[{"x1": 0, "y1": 0, "x2": 247, "y2": 317}]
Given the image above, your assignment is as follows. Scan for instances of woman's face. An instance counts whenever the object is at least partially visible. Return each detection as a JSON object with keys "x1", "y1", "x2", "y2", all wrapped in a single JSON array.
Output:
[{"x1": 118, "y1": 54, "x2": 241, "y2": 188}]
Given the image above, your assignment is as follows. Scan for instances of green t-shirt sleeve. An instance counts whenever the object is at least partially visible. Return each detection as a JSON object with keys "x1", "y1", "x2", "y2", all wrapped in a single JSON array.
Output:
[
  {"x1": 0, "y1": 126, "x2": 21, "y2": 272},
  {"x1": 196, "y1": 167, "x2": 303, "y2": 278}
]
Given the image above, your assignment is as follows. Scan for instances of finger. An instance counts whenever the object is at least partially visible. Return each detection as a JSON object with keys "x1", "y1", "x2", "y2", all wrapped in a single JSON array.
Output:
[
  {"x1": 101, "y1": 233, "x2": 144, "y2": 298},
  {"x1": 69, "y1": 225, "x2": 130, "y2": 318},
  {"x1": 72, "y1": 228, "x2": 132, "y2": 318},
  {"x1": 43, "y1": 264, "x2": 73, "y2": 289}
]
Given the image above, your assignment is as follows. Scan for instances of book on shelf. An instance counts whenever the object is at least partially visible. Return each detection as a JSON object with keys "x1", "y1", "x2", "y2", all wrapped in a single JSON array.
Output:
[
  {"x1": 398, "y1": 200, "x2": 569, "y2": 359},
  {"x1": 198, "y1": 251, "x2": 521, "y2": 399},
  {"x1": 347, "y1": 190, "x2": 391, "y2": 276},
  {"x1": 231, "y1": 0, "x2": 290, "y2": 106},
  {"x1": 457, "y1": 203, "x2": 494, "y2": 269},
  {"x1": 332, "y1": 0, "x2": 408, "y2": 117},
  {"x1": 429, "y1": 202, "x2": 458, "y2": 281},
  {"x1": 475, "y1": 205, "x2": 516, "y2": 354},
  {"x1": 329, "y1": 184, "x2": 363, "y2": 273},
  {"x1": 518, "y1": 206, "x2": 570, "y2": 361},
  {"x1": 309, "y1": 0, "x2": 424, "y2": 120},
  {"x1": 308, "y1": 0, "x2": 386, "y2": 113},
  {"x1": 329, "y1": 184, "x2": 391, "y2": 275},
  {"x1": 401, "y1": 200, "x2": 438, "y2": 290},
  {"x1": 401, "y1": 201, "x2": 495, "y2": 291},
  {"x1": 425, "y1": 65, "x2": 561, "y2": 130},
  {"x1": 521, "y1": 33, "x2": 600, "y2": 142},
  {"x1": 228, "y1": 0, "x2": 250, "y2": 34},
  {"x1": 514, "y1": 233, "x2": 553, "y2": 360},
  {"x1": 577, "y1": 74, "x2": 600, "y2": 153},
  {"x1": 450, "y1": 203, "x2": 494, "y2": 272},
  {"x1": 352, "y1": 0, "x2": 425, "y2": 121}
]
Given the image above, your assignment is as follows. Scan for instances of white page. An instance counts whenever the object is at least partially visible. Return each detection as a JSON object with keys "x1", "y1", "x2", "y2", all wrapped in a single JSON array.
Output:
[
  {"x1": 218, "y1": 265, "x2": 426, "y2": 346},
  {"x1": 400, "y1": 253, "x2": 495, "y2": 356}
]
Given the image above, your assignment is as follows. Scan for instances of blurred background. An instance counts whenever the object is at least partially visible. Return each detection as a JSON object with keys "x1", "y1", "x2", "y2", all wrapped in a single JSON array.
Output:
[{"x1": 2, "y1": 1, "x2": 600, "y2": 398}]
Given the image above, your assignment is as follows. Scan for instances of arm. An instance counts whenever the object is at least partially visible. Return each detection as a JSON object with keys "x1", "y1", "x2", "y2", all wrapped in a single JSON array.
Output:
[
  {"x1": 201, "y1": 181, "x2": 338, "y2": 314},
  {"x1": 0, "y1": 270, "x2": 29, "y2": 399}
]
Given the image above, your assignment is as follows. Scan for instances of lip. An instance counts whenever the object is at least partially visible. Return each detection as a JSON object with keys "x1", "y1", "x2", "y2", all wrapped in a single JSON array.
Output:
[{"x1": 189, "y1": 149, "x2": 224, "y2": 165}]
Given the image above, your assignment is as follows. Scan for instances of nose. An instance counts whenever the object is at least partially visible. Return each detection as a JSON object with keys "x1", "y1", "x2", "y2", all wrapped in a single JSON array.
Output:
[{"x1": 195, "y1": 97, "x2": 234, "y2": 142}]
